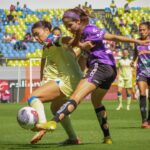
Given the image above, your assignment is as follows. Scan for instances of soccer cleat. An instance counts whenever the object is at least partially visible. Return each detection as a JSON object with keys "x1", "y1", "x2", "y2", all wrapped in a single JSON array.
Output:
[
  {"x1": 58, "y1": 138, "x2": 81, "y2": 145},
  {"x1": 116, "y1": 104, "x2": 122, "y2": 110},
  {"x1": 126, "y1": 105, "x2": 130, "y2": 111},
  {"x1": 31, "y1": 130, "x2": 46, "y2": 144},
  {"x1": 103, "y1": 137, "x2": 113, "y2": 144},
  {"x1": 141, "y1": 121, "x2": 150, "y2": 129},
  {"x1": 36, "y1": 121, "x2": 57, "y2": 131}
]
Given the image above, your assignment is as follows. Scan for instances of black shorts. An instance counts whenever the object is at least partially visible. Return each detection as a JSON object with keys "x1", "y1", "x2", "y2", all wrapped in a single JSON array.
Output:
[
  {"x1": 137, "y1": 75, "x2": 150, "y2": 86},
  {"x1": 83, "y1": 62, "x2": 117, "y2": 89}
]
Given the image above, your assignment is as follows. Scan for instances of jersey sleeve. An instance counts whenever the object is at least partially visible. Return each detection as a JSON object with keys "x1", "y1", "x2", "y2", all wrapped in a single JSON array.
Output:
[{"x1": 83, "y1": 25, "x2": 106, "y2": 42}]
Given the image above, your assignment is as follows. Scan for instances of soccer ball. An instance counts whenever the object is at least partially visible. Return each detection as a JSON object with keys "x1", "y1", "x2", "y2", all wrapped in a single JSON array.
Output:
[{"x1": 17, "y1": 107, "x2": 39, "y2": 130}]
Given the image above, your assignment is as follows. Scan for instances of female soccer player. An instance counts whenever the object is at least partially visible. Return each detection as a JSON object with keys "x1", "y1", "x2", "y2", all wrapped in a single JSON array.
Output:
[
  {"x1": 131, "y1": 22, "x2": 150, "y2": 128},
  {"x1": 28, "y1": 20, "x2": 83, "y2": 145},
  {"x1": 116, "y1": 49, "x2": 133, "y2": 111},
  {"x1": 37, "y1": 7, "x2": 150, "y2": 144}
]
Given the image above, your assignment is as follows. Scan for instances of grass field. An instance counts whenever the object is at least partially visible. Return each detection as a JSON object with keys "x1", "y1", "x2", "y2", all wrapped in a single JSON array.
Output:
[{"x1": 0, "y1": 100, "x2": 150, "y2": 150}]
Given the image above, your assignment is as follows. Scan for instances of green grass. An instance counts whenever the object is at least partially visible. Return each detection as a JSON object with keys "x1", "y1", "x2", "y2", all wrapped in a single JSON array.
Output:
[{"x1": 0, "y1": 100, "x2": 150, "y2": 150}]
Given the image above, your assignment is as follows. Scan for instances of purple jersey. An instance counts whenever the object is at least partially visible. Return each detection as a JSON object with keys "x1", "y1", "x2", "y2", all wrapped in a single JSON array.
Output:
[
  {"x1": 80, "y1": 24, "x2": 116, "y2": 67},
  {"x1": 136, "y1": 41, "x2": 150, "y2": 78}
]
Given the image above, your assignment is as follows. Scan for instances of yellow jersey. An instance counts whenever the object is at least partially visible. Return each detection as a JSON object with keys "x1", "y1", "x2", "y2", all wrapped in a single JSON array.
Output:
[
  {"x1": 117, "y1": 57, "x2": 132, "y2": 80},
  {"x1": 42, "y1": 45, "x2": 82, "y2": 97}
]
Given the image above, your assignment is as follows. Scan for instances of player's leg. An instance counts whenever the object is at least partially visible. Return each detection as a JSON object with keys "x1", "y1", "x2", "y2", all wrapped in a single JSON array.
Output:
[
  {"x1": 146, "y1": 81, "x2": 150, "y2": 124},
  {"x1": 116, "y1": 86, "x2": 123, "y2": 110},
  {"x1": 137, "y1": 80, "x2": 149, "y2": 128},
  {"x1": 30, "y1": 130, "x2": 46, "y2": 144},
  {"x1": 28, "y1": 80, "x2": 63, "y2": 124},
  {"x1": 125, "y1": 77, "x2": 133, "y2": 110},
  {"x1": 29, "y1": 80, "x2": 64, "y2": 144},
  {"x1": 52, "y1": 63, "x2": 116, "y2": 144},
  {"x1": 50, "y1": 98, "x2": 81, "y2": 145},
  {"x1": 91, "y1": 88, "x2": 112, "y2": 144},
  {"x1": 38, "y1": 63, "x2": 116, "y2": 142},
  {"x1": 37, "y1": 78, "x2": 97, "y2": 130},
  {"x1": 52, "y1": 78, "x2": 96, "y2": 121},
  {"x1": 126, "y1": 88, "x2": 132, "y2": 110}
]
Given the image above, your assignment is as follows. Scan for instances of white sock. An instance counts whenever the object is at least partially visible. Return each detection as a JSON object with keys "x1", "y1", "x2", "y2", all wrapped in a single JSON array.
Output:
[
  {"x1": 29, "y1": 97, "x2": 47, "y2": 123},
  {"x1": 127, "y1": 96, "x2": 131, "y2": 106},
  {"x1": 118, "y1": 95, "x2": 123, "y2": 106}
]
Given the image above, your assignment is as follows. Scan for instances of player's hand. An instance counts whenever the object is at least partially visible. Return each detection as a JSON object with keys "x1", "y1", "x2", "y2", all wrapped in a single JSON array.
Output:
[
  {"x1": 62, "y1": 36, "x2": 73, "y2": 45},
  {"x1": 137, "y1": 39, "x2": 150, "y2": 46},
  {"x1": 79, "y1": 41, "x2": 95, "y2": 51}
]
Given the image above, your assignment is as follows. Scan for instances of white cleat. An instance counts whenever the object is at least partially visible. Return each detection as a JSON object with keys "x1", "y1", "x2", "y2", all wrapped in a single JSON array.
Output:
[
  {"x1": 126, "y1": 105, "x2": 130, "y2": 111},
  {"x1": 116, "y1": 105, "x2": 122, "y2": 110}
]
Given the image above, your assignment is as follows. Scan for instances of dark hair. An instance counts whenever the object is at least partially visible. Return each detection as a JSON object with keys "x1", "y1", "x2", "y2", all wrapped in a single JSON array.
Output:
[
  {"x1": 62, "y1": 7, "x2": 93, "y2": 47},
  {"x1": 139, "y1": 21, "x2": 150, "y2": 29},
  {"x1": 123, "y1": 49, "x2": 129, "y2": 52},
  {"x1": 62, "y1": 7, "x2": 91, "y2": 25},
  {"x1": 52, "y1": 27, "x2": 61, "y2": 33},
  {"x1": 31, "y1": 20, "x2": 52, "y2": 33}
]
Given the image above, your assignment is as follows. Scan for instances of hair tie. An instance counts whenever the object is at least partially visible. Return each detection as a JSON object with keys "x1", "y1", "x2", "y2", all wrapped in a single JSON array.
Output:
[{"x1": 63, "y1": 12, "x2": 80, "y2": 20}]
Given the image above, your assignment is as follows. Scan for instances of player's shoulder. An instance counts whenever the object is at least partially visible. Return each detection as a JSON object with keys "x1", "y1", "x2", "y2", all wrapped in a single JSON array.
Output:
[{"x1": 83, "y1": 24, "x2": 100, "y2": 33}]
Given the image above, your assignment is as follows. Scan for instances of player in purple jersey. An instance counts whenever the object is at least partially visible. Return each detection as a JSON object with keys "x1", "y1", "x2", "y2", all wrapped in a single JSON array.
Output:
[
  {"x1": 36, "y1": 7, "x2": 150, "y2": 144},
  {"x1": 131, "y1": 22, "x2": 150, "y2": 128}
]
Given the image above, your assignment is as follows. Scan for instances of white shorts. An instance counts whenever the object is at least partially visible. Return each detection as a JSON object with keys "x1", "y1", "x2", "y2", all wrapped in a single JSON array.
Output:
[{"x1": 118, "y1": 77, "x2": 132, "y2": 88}]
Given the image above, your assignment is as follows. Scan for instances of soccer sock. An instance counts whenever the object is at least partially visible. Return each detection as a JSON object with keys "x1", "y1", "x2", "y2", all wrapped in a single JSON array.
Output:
[
  {"x1": 28, "y1": 96, "x2": 47, "y2": 123},
  {"x1": 118, "y1": 92, "x2": 122, "y2": 106},
  {"x1": 95, "y1": 105, "x2": 110, "y2": 138},
  {"x1": 53, "y1": 99, "x2": 77, "y2": 122},
  {"x1": 60, "y1": 116, "x2": 77, "y2": 140},
  {"x1": 147, "y1": 97, "x2": 150, "y2": 121},
  {"x1": 127, "y1": 94, "x2": 131, "y2": 106},
  {"x1": 139, "y1": 95, "x2": 147, "y2": 122}
]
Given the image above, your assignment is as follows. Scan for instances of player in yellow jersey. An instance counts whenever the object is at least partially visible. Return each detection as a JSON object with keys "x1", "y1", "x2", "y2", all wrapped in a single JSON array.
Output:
[
  {"x1": 27, "y1": 20, "x2": 82, "y2": 145},
  {"x1": 116, "y1": 49, "x2": 133, "y2": 110}
]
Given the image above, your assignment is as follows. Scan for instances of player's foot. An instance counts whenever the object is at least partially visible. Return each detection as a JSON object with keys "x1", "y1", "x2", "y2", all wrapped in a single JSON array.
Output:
[
  {"x1": 116, "y1": 104, "x2": 122, "y2": 110},
  {"x1": 126, "y1": 105, "x2": 130, "y2": 111},
  {"x1": 58, "y1": 138, "x2": 81, "y2": 145},
  {"x1": 141, "y1": 121, "x2": 150, "y2": 129},
  {"x1": 31, "y1": 130, "x2": 46, "y2": 144},
  {"x1": 103, "y1": 136, "x2": 113, "y2": 144},
  {"x1": 36, "y1": 121, "x2": 57, "y2": 131}
]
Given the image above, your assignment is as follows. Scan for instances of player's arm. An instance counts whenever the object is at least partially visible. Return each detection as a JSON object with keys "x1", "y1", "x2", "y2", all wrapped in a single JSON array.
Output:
[
  {"x1": 40, "y1": 58, "x2": 46, "y2": 81},
  {"x1": 78, "y1": 41, "x2": 95, "y2": 51},
  {"x1": 61, "y1": 36, "x2": 82, "y2": 57},
  {"x1": 104, "y1": 33, "x2": 150, "y2": 45},
  {"x1": 139, "y1": 50, "x2": 150, "y2": 55},
  {"x1": 131, "y1": 46, "x2": 138, "y2": 67},
  {"x1": 61, "y1": 36, "x2": 74, "y2": 45},
  {"x1": 72, "y1": 47, "x2": 82, "y2": 58}
]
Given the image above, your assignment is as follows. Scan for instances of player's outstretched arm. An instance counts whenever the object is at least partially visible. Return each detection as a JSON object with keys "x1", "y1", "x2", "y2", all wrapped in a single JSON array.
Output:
[{"x1": 104, "y1": 33, "x2": 150, "y2": 45}]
